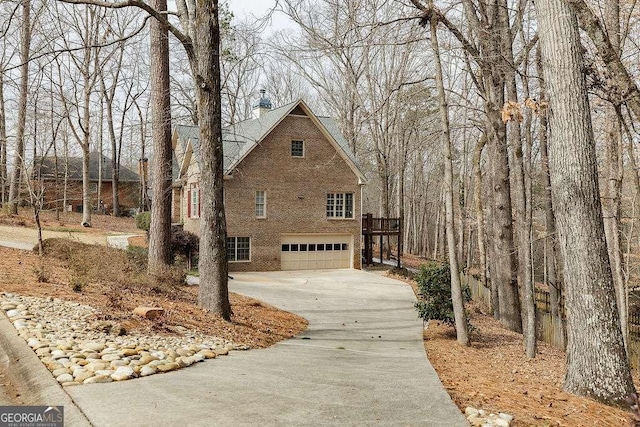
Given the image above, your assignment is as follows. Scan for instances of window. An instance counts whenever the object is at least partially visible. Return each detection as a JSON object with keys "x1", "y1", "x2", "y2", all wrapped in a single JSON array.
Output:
[
  {"x1": 326, "y1": 193, "x2": 354, "y2": 219},
  {"x1": 255, "y1": 190, "x2": 266, "y2": 218},
  {"x1": 189, "y1": 185, "x2": 200, "y2": 218},
  {"x1": 227, "y1": 237, "x2": 250, "y2": 262},
  {"x1": 291, "y1": 140, "x2": 304, "y2": 157}
]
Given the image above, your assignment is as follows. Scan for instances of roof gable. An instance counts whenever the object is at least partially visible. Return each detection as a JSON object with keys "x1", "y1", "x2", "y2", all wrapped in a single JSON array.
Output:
[
  {"x1": 38, "y1": 153, "x2": 140, "y2": 182},
  {"x1": 173, "y1": 100, "x2": 365, "y2": 183}
]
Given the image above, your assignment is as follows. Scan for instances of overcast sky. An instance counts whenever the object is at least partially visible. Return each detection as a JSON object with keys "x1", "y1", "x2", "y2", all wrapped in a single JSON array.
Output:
[{"x1": 225, "y1": 0, "x2": 293, "y2": 34}]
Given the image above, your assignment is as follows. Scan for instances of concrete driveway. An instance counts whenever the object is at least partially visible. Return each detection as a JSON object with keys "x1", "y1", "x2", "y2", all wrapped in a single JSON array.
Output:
[{"x1": 66, "y1": 270, "x2": 467, "y2": 426}]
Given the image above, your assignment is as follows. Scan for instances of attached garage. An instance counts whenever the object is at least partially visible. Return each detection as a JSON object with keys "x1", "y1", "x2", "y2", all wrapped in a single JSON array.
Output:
[{"x1": 281, "y1": 234, "x2": 353, "y2": 270}]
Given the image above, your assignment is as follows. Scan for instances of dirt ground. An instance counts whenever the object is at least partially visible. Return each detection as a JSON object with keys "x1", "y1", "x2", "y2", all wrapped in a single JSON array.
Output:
[
  {"x1": 2, "y1": 210, "x2": 637, "y2": 423},
  {"x1": 0, "y1": 210, "x2": 307, "y2": 350},
  {"x1": 399, "y1": 253, "x2": 638, "y2": 426}
]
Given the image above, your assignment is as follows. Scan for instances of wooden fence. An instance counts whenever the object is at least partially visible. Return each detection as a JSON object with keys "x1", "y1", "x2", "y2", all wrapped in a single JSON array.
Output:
[{"x1": 463, "y1": 273, "x2": 640, "y2": 367}]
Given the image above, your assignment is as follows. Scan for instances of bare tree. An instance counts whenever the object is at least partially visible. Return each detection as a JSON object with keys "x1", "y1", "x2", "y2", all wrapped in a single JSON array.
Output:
[
  {"x1": 54, "y1": 4, "x2": 113, "y2": 226},
  {"x1": 430, "y1": 13, "x2": 469, "y2": 346},
  {"x1": 0, "y1": 62, "x2": 7, "y2": 206},
  {"x1": 7, "y1": 0, "x2": 31, "y2": 215},
  {"x1": 146, "y1": 0, "x2": 173, "y2": 273},
  {"x1": 60, "y1": 0, "x2": 231, "y2": 318},
  {"x1": 410, "y1": 0, "x2": 522, "y2": 333},
  {"x1": 536, "y1": 0, "x2": 635, "y2": 404},
  {"x1": 601, "y1": 0, "x2": 628, "y2": 351}
]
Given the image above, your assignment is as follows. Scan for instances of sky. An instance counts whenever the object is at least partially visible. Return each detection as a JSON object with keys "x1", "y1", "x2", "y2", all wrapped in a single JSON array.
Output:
[{"x1": 225, "y1": 0, "x2": 293, "y2": 35}]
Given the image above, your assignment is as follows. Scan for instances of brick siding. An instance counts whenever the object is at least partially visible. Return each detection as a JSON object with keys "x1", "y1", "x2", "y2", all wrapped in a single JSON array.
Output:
[{"x1": 181, "y1": 114, "x2": 362, "y2": 271}]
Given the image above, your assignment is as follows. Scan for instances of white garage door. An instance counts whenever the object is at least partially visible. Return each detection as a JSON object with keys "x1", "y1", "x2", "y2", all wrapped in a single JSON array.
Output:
[{"x1": 281, "y1": 234, "x2": 352, "y2": 270}]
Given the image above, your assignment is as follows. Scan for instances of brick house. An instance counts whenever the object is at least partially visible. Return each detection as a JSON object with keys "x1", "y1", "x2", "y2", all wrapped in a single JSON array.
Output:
[
  {"x1": 172, "y1": 97, "x2": 366, "y2": 272},
  {"x1": 38, "y1": 153, "x2": 140, "y2": 213}
]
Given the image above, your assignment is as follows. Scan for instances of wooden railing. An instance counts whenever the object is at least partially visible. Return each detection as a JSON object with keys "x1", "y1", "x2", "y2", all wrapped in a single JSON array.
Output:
[{"x1": 362, "y1": 214, "x2": 401, "y2": 235}]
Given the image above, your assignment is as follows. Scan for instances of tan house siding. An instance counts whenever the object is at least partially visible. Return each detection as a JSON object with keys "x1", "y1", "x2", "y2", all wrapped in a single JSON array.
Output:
[
  {"x1": 181, "y1": 162, "x2": 201, "y2": 233},
  {"x1": 223, "y1": 115, "x2": 361, "y2": 271}
]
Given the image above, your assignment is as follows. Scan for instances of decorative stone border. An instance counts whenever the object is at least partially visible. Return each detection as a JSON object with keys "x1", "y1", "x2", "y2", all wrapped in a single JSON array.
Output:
[{"x1": 1, "y1": 293, "x2": 248, "y2": 386}]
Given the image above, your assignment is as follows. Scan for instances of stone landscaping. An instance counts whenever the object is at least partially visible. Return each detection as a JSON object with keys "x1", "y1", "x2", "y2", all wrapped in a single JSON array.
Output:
[
  {"x1": 465, "y1": 406, "x2": 513, "y2": 426},
  {"x1": 1, "y1": 292, "x2": 248, "y2": 386}
]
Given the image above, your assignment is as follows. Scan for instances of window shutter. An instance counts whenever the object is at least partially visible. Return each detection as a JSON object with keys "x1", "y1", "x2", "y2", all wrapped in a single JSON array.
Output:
[
  {"x1": 198, "y1": 188, "x2": 201, "y2": 217},
  {"x1": 187, "y1": 190, "x2": 191, "y2": 218}
]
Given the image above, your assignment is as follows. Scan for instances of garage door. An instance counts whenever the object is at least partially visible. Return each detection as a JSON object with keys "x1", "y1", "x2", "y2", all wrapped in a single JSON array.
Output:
[{"x1": 281, "y1": 234, "x2": 352, "y2": 270}]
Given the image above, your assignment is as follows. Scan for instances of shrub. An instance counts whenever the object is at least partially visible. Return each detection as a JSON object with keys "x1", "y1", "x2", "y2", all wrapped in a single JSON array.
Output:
[
  {"x1": 135, "y1": 211, "x2": 151, "y2": 231},
  {"x1": 414, "y1": 261, "x2": 473, "y2": 332},
  {"x1": 70, "y1": 276, "x2": 85, "y2": 292},
  {"x1": 171, "y1": 226, "x2": 199, "y2": 269},
  {"x1": 33, "y1": 264, "x2": 50, "y2": 283}
]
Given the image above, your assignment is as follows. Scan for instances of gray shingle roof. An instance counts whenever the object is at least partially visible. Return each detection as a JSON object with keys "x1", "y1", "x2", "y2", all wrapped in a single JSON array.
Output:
[
  {"x1": 173, "y1": 100, "x2": 364, "y2": 180},
  {"x1": 38, "y1": 153, "x2": 140, "y2": 182}
]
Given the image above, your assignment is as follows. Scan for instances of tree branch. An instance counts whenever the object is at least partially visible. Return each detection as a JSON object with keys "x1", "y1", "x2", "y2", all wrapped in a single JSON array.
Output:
[
  {"x1": 57, "y1": 0, "x2": 194, "y2": 60},
  {"x1": 568, "y1": 0, "x2": 640, "y2": 121},
  {"x1": 409, "y1": 0, "x2": 482, "y2": 63}
]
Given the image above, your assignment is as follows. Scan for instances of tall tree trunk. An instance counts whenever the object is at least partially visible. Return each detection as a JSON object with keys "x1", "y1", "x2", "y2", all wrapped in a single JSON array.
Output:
[
  {"x1": 81, "y1": 82, "x2": 92, "y2": 226},
  {"x1": 601, "y1": 0, "x2": 627, "y2": 352},
  {"x1": 520, "y1": 47, "x2": 537, "y2": 358},
  {"x1": 147, "y1": 0, "x2": 173, "y2": 273},
  {"x1": 194, "y1": 0, "x2": 232, "y2": 320},
  {"x1": 486, "y1": 103, "x2": 521, "y2": 332},
  {"x1": 536, "y1": 47, "x2": 562, "y2": 323},
  {"x1": 472, "y1": 135, "x2": 488, "y2": 288},
  {"x1": 431, "y1": 17, "x2": 469, "y2": 345},
  {"x1": 536, "y1": 0, "x2": 635, "y2": 404},
  {"x1": 482, "y1": 1, "x2": 521, "y2": 332},
  {"x1": 97, "y1": 100, "x2": 104, "y2": 212},
  {"x1": 0, "y1": 67, "x2": 6, "y2": 205},
  {"x1": 63, "y1": 134, "x2": 68, "y2": 211},
  {"x1": 485, "y1": 138, "x2": 500, "y2": 318},
  {"x1": 8, "y1": 0, "x2": 31, "y2": 215},
  {"x1": 135, "y1": 100, "x2": 150, "y2": 212},
  {"x1": 100, "y1": 77, "x2": 121, "y2": 217},
  {"x1": 500, "y1": 0, "x2": 535, "y2": 355}
]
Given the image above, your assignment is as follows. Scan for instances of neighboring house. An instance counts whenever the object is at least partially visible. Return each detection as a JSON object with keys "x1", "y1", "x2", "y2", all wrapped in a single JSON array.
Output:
[
  {"x1": 172, "y1": 96, "x2": 366, "y2": 272},
  {"x1": 38, "y1": 153, "x2": 140, "y2": 213}
]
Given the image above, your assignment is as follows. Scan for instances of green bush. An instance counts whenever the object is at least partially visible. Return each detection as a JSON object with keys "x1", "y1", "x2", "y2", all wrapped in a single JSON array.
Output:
[
  {"x1": 414, "y1": 261, "x2": 472, "y2": 331},
  {"x1": 135, "y1": 212, "x2": 151, "y2": 231}
]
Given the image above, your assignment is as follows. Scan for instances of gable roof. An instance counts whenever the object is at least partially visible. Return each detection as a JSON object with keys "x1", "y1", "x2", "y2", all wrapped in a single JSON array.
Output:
[
  {"x1": 38, "y1": 153, "x2": 140, "y2": 182},
  {"x1": 174, "y1": 100, "x2": 366, "y2": 183}
]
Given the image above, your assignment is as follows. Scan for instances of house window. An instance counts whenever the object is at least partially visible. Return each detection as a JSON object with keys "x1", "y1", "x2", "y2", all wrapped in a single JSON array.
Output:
[
  {"x1": 291, "y1": 140, "x2": 304, "y2": 157},
  {"x1": 255, "y1": 190, "x2": 266, "y2": 218},
  {"x1": 189, "y1": 185, "x2": 200, "y2": 218},
  {"x1": 326, "y1": 192, "x2": 354, "y2": 219},
  {"x1": 227, "y1": 237, "x2": 250, "y2": 262}
]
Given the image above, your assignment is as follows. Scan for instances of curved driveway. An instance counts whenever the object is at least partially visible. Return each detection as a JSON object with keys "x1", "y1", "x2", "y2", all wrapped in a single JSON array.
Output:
[{"x1": 67, "y1": 270, "x2": 467, "y2": 426}]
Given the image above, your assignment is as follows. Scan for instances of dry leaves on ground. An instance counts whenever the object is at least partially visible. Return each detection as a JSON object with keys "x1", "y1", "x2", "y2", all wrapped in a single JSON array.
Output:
[
  {"x1": 0, "y1": 242, "x2": 307, "y2": 349},
  {"x1": 393, "y1": 253, "x2": 635, "y2": 426}
]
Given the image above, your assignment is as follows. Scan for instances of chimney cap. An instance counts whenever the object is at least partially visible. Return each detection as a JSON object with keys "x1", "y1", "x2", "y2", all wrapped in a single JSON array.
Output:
[{"x1": 253, "y1": 89, "x2": 272, "y2": 109}]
